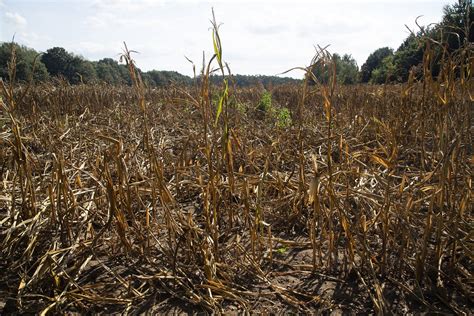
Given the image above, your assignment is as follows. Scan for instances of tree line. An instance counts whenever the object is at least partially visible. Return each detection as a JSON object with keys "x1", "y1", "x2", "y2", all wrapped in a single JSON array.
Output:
[
  {"x1": 360, "y1": 0, "x2": 472, "y2": 84},
  {"x1": 0, "y1": 44, "x2": 193, "y2": 86},
  {"x1": 0, "y1": 0, "x2": 471, "y2": 87},
  {"x1": 0, "y1": 43, "x2": 302, "y2": 87},
  {"x1": 310, "y1": 0, "x2": 472, "y2": 84}
]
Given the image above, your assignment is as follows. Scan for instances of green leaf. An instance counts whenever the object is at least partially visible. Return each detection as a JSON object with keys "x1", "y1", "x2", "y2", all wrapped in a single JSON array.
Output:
[
  {"x1": 214, "y1": 79, "x2": 228, "y2": 126},
  {"x1": 212, "y1": 32, "x2": 221, "y2": 65}
]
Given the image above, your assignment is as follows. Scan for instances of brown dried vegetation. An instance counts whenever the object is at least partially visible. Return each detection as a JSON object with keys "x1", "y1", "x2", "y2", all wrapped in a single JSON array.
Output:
[{"x1": 0, "y1": 17, "x2": 473, "y2": 314}]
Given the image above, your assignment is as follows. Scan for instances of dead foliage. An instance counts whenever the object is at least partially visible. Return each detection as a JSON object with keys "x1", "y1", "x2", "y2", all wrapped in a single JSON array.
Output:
[{"x1": 0, "y1": 19, "x2": 472, "y2": 315}]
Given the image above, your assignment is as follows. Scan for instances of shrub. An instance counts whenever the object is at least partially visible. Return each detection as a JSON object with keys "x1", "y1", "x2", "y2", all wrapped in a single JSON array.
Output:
[
  {"x1": 257, "y1": 90, "x2": 272, "y2": 113},
  {"x1": 276, "y1": 107, "x2": 292, "y2": 128}
]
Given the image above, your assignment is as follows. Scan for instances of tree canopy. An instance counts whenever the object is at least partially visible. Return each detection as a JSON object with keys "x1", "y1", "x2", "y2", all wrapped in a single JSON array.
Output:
[
  {"x1": 0, "y1": 42, "x2": 49, "y2": 82},
  {"x1": 361, "y1": 0, "x2": 473, "y2": 83},
  {"x1": 0, "y1": 43, "x2": 298, "y2": 87},
  {"x1": 143, "y1": 70, "x2": 192, "y2": 87},
  {"x1": 310, "y1": 53, "x2": 359, "y2": 85},
  {"x1": 360, "y1": 47, "x2": 393, "y2": 83},
  {"x1": 42, "y1": 47, "x2": 97, "y2": 84},
  {"x1": 441, "y1": 0, "x2": 474, "y2": 51},
  {"x1": 94, "y1": 58, "x2": 131, "y2": 85}
]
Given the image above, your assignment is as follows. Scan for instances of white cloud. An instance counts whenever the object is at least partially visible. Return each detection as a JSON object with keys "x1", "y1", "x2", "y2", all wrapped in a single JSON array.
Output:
[
  {"x1": 79, "y1": 41, "x2": 107, "y2": 53},
  {"x1": 67, "y1": 40, "x2": 124, "y2": 60},
  {"x1": 5, "y1": 12, "x2": 27, "y2": 28},
  {"x1": 84, "y1": 16, "x2": 106, "y2": 28},
  {"x1": 84, "y1": 4, "x2": 166, "y2": 29},
  {"x1": 84, "y1": 13, "x2": 115, "y2": 28},
  {"x1": 246, "y1": 23, "x2": 288, "y2": 35},
  {"x1": 90, "y1": 0, "x2": 167, "y2": 12},
  {"x1": 0, "y1": 0, "x2": 447, "y2": 78}
]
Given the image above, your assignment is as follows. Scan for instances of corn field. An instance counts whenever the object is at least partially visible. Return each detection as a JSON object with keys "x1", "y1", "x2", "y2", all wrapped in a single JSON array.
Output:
[{"x1": 0, "y1": 20, "x2": 473, "y2": 314}]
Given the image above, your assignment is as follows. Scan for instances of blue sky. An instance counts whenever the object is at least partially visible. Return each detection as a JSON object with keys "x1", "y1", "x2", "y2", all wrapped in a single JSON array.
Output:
[{"x1": 0, "y1": 0, "x2": 450, "y2": 78}]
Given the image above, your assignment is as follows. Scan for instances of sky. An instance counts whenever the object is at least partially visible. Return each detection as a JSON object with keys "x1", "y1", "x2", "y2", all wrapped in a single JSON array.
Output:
[{"x1": 0, "y1": 0, "x2": 450, "y2": 78}]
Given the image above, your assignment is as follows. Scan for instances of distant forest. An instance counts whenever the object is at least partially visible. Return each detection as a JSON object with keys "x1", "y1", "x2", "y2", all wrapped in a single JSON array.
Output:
[
  {"x1": 0, "y1": 43, "x2": 301, "y2": 87},
  {"x1": 0, "y1": 0, "x2": 472, "y2": 87}
]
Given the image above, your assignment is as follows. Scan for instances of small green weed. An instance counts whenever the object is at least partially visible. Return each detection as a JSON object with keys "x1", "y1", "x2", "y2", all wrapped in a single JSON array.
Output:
[
  {"x1": 257, "y1": 90, "x2": 272, "y2": 113},
  {"x1": 276, "y1": 107, "x2": 292, "y2": 128}
]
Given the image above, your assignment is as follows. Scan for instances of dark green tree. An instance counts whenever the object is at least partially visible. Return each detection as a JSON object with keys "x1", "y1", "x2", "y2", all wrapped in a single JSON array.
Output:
[
  {"x1": 369, "y1": 34, "x2": 424, "y2": 83},
  {"x1": 68, "y1": 56, "x2": 97, "y2": 83},
  {"x1": 94, "y1": 58, "x2": 130, "y2": 85},
  {"x1": 0, "y1": 42, "x2": 49, "y2": 82},
  {"x1": 360, "y1": 47, "x2": 393, "y2": 83},
  {"x1": 144, "y1": 70, "x2": 192, "y2": 87},
  {"x1": 42, "y1": 47, "x2": 96, "y2": 83},
  {"x1": 441, "y1": 0, "x2": 473, "y2": 51},
  {"x1": 41, "y1": 47, "x2": 71, "y2": 77},
  {"x1": 94, "y1": 60, "x2": 115, "y2": 84},
  {"x1": 392, "y1": 34, "x2": 424, "y2": 82}
]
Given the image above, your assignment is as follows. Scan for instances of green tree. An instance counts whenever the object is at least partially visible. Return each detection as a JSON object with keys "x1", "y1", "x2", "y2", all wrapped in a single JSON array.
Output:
[
  {"x1": 42, "y1": 47, "x2": 96, "y2": 83},
  {"x1": 392, "y1": 34, "x2": 424, "y2": 82},
  {"x1": 144, "y1": 70, "x2": 192, "y2": 87},
  {"x1": 311, "y1": 53, "x2": 359, "y2": 85},
  {"x1": 369, "y1": 34, "x2": 424, "y2": 83},
  {"x1": 0, "y1": 42, "x2": 49, "y2": 82},
  {"x1": 360, "y1": 47, "x2": 393, "y2": 83},
  {"x1": 69, "y1": 56, "x2": 97, "y2": 83},
  {"x1": 337, "y1": 54, "x2": 359, "y2": 84},
  {"x1": 41, "y1": 47, "x2": 71, "y2": 77},
  {"x1": 379, "y1": 1, "x2": 472, "y2": 83},
  {"x1": 441, "y1": 0, "x2": 474, "y2": 51},
  {"x1": 94, "y1": 58, "x2": 130, "y2": 85},
  {"x1": 370, "y1": 55, "x2": 396, "y2": 84}
]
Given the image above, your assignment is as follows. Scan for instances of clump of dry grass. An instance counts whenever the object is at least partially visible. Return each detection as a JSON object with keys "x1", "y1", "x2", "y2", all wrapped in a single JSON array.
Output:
[{"x1": 0, "y1": 15, "x2": 472, "y2": 314}]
